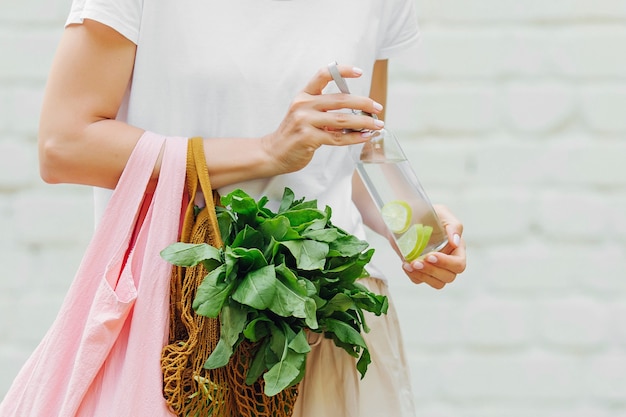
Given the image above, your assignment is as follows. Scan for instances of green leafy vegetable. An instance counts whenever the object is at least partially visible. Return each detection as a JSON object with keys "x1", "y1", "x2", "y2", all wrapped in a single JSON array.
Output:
[{"x1": 160, "y1": 188, "x2": 388, "y2": 397}]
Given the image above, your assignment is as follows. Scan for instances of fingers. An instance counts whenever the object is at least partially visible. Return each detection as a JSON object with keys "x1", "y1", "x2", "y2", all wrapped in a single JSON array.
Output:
[
  {"x1": 291, "y1": 89, "x2": 384, "y2": 129},
  {"x1": 285, "y1": 95, "x2": 384, "y2": 147},
  {"x1": 286, "y1": 64, "x2": 384, "y2": 147},
  {"x1": 310, "y1": 93, "x2": 384, "y2": 115},
  {"x1": 403, "y1": 236, "x2": 467, "y2": 290},
  {"x1": 403, "y1": 257, "x2": 454, "y2": 289},
  {"x1": 303, "y1": 65, "x2": 363, "y2": 95},
  {"x1": 313, "y1": 111, "x2": 385, "y2": 136}
]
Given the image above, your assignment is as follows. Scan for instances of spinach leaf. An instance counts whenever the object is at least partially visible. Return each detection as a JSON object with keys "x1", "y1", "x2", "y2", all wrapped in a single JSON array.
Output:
[
  {"x1": 160, "y1": 242, "x2": 221, "y2": 268},
  {"x1": 192, "y1": 265, "x2": 234, "y2": 318},
  {"x1": 231, "y1": 265, "x2": 278, "y2": 310},
  {"x1": 280, "y1": 240, "x2": 329, "y2": 271},
  {"x1": 203, "y1": 302, "x2": 249, "y2": 369},
  {"x1": 263, "y1": 349, "x2": 305, "y2": 397}
]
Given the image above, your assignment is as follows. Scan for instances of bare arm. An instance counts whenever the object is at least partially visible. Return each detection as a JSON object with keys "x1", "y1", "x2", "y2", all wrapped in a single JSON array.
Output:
[
  {"x1": 39, "y1": 19, "x2": 384, "y2": 190},
  {"x1": 39, "y1": 19, "x2": 144, "y2": 188}
]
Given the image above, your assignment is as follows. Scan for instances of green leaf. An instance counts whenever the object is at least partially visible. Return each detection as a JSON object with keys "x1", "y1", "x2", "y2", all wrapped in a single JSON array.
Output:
[
  {"x1": 220, "y1": 303, "x2": 248, "y2": 347},
  {"x1": 216, "y1": 206, "x2": 236, "y2": 244},
  {"x1": 243, "y1": 316, "x2": 273, "y2": 342},
  {"x1": 278, "y1": 187, "x2": 295, "y2": 213},
  {"x1": 267, "y1": 322, "x2": 288, "y2": 364},
  {"x1": 303, "y1": 298, "x2": 319, "y2": 329},
  {"x1": 232, "y1": 225, "x2": 264, "y2": 249},
  {"x1": 270, "y1": 269, "x2": 319, "y2": 329},
  {"x1": 192, "y1": 265, "x2": 234, "y2": 318},
  {"x1": 351, "y1": 291, "x2": 389, "y2": 316},
  {"x1": 356, "y1": 347, "x2": 371, "y2": 379},
  {"x1": 280, "y1": 240, "x2": 329, "y2": 271},
  {"x1": 290, "y1": 200, "x2": 318, "y2": 211},
  {"x1": 322, "y1": 318, "x2": 367, "y2": 349},
  {"x1": 327, "y1": 333, "x2": 359, "y2": 358},
  {"x1": 282, "y1": 209, "x2": 325, "y2": 229},
  {"x1": 204, "y1": 303, "x2": 248, "y2": 370},
  {"x1": 259, "y1": 216, "x2": 301, "y2": 241},
  {"x1": 160, "y1": 242, "x2": 221, "y2": 267},
  {"x1": 324, "y1": 249, "x2": 375, "y2": 282},
  {"x1": 246, "y1": 338, "x2": 270, "y2": 385},
  {"x1": 288, "y1": 329, "x2": 311, "y2": 354},
  {"x1": 303, "y1": 278, "x2": 318, "y2": 297},
  {"x1": 231, "y1": 265, "x2": 277, "y2": 310},
  {"x1": 221, "y1": 189, "x2": 258, "y2": 216},
  {"x1": 275, "y1": 263, "x2": 307, "y2": 297},
  {"x1": 290, "y1": 356, "x2": 308, "y2": 387},
  {"x1": 301, "y1": 228, "x2": 342, "y2": 243},
  {"x1": 203, "y1": 338, "x2": 233, "y2": 369},
  {"x1": 318, "y1": 293, "x2": 354, "y2": 316},
  {"x1": 263, "y1": 350, "x2": 307, "y2": 396},
  {"x1": 327, "y1": 235, "x2": 369, "y2": 258},
  {"x1": 224, "y1": 246, "x2": 267, "y2": 278},
  {"x1": 300, "y1": 217, "x2": 327, "y2": 233}
]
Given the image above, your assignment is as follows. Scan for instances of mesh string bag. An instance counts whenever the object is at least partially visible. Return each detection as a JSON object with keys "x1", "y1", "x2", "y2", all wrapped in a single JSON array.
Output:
[{"x1": 161, "y1": 137, "x2": 299, "y2": 417}]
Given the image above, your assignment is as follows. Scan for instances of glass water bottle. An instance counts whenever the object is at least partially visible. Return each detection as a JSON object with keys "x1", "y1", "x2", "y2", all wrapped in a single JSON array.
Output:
[{"x1": 354, "y1": 126, "x2": 448, "y2": 262}]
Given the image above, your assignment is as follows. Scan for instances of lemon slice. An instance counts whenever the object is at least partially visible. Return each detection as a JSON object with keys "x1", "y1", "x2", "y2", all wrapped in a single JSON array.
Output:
[
  {"x1": 381, "y1": 200, "x2": 412, "y2": 234},
  {"x1": 397, "y1": 224, "x2": 433, "y2": 261}
]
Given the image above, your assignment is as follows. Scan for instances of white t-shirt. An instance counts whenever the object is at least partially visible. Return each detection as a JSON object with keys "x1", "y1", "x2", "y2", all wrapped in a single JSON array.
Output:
[{"x1": 66, "y1": 0, "x2": 419, "y2": 279}]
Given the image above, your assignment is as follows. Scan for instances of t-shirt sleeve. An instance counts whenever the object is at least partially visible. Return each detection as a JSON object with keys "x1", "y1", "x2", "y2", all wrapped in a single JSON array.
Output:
[
  {"x1": 65, "y1": 0, "x2": 143, "y2": 44},
  {"x1": 377, "y1": 0, "x2": 421, "y2": 59}
]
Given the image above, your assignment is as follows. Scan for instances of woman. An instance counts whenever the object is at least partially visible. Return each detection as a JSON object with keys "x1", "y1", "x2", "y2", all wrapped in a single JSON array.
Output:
[{"x1": 37, "y1": 1, "x2": 466, "y2": 415}]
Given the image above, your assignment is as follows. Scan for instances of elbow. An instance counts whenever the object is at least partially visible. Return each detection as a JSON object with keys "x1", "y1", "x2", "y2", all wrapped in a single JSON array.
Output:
[{"x1": 38, "y1": 130, "x2": 74, "y2": 184}]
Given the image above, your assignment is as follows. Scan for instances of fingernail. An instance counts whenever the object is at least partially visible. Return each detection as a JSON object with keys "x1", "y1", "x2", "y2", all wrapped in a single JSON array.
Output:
[
  {"x1": 403, "y1": 263, "x2": 413, "y2": 272},
  {"x1": 413, "y1": 261, "x2": 424, "y2": 270},
  {"x1": 453, "y1": 234, "x2": 461, "y2": 247},
  {"x1": 361, "y1": 130, "x2": 374, "y2": 138},
  {"x1": 427, "y1": 255, "x2": 438, "y2": 263},
  {"x1": 353, "y1": 67, "x2": 363, "y2": 75},
  {"x1": 373, "y1": 101, "x2": 383, "y2": 111},
  {"x1": 374, "y1": 119, "x2": 385, "y2": 128}
]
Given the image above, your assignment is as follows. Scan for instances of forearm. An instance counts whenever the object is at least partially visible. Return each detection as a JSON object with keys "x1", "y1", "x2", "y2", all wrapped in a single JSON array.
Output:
[
  {"x1": 40, "y1": 117, "x2": 277, "y2": 190},
  {"x1": 203, "y1": 136, "x2": 276, "y2": 189}
]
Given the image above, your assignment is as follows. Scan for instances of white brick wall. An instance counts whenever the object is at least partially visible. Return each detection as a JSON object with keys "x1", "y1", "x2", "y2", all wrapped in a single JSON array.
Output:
[
  {"x1": 0, "y1": 0, "x2": 94, "y2": 399},
  {"x1": 2, "y1": 1, "x2": 626, "y2": 415}
]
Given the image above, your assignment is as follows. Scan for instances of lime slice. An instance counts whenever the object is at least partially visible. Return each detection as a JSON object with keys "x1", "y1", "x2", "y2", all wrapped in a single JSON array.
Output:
[
  {"x1": 396, "y1": 224, "x2": 420, "y2": 261},
  {"x1": 414, "y1": 225, "x2": 433, "y2": 260},
  {"x1": 381, "y1": 200, "x2": 412, "y2": 234},
  {"x1": 396, "y1": 223, "x2": 434, "y2": 261}
]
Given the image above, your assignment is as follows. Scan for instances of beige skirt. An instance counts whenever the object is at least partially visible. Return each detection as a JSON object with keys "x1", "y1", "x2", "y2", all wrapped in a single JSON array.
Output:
[{"x1": 291, "y1": 277, "x2": 416, "y2": 417}]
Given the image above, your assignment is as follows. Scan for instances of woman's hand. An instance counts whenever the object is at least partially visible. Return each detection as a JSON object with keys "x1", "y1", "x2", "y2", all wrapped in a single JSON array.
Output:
[
  {"x1": 402, "y1": 204, "x2": 467, "y2": 289},
  {"x1": 261, "y1": 65, "x2": 385, "y2": 174}
]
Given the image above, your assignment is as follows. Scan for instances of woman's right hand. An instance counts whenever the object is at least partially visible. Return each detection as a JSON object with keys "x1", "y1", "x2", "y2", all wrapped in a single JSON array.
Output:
[{"x1": 261, "y1": 65, "x2": 385, "y2": 174}]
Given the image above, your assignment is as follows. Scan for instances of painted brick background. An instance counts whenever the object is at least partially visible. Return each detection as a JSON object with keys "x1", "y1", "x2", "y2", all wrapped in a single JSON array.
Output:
[{"x1": 1, "y1": 0, "x2": 626, "y2": 415}]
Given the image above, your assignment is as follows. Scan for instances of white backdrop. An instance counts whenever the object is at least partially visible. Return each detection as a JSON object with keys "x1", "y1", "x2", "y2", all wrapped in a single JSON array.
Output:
[{"x1": 1, "y1": 1, "x2": 626, "y2": 415}]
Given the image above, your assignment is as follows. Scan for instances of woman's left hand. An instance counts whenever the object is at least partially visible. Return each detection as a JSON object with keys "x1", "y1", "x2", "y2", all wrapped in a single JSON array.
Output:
[{"x1": 402, "y1": 204, "x2": 466, "y2": 289}]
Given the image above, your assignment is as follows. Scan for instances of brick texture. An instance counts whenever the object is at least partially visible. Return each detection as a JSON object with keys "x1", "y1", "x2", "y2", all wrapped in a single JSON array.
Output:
[{"x1": 1, "y1": 1, "x2": 626, "y2": 415}]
